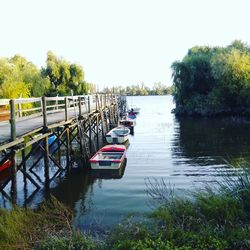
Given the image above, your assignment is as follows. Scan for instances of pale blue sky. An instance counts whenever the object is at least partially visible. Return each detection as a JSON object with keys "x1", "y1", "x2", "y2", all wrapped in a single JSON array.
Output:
[{"x1": 0, "y1": 0, "x2": 249, "y2": 88}]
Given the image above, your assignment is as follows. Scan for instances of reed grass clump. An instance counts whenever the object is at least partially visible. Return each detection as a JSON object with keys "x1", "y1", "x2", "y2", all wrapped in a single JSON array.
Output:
[
  {"x1": 0, "y1": 196, "x2": 96, "y2": 250},
  {"x1": 107, "y1": 168, "x2": 250, "y2": 249}
]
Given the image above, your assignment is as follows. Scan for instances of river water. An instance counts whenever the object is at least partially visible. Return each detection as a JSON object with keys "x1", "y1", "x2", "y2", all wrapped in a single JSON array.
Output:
[
  {"x1": 2, "y1": 95, "x2": 250, "y2": 231},
  {"x1": 51, "y1": 95, "x2": 250, "y2": 231}
]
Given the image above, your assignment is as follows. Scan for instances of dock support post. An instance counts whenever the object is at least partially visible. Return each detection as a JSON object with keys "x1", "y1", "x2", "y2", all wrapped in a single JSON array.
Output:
[
  {"x1": 44, "y1": 136, "x2": 50, "y2": 191},
  {"x1": 10, "y1": 99, "x2": 16, "y2": 141},
  {"x1": 22, "y1": 149, "x2": 28, "y2": 203},
  {"x1": 88, "y1": 96, "x2": 92, "y2": 153},
  {"x1": 66, "y1": 126, "x2": 71, "y2": 172},
  {"x1": 57, "y1": 127, "x2": 62, "y2": 166},
  {"x1": 10, "y1": 150, "x2": 17, "y2": 204},
  {"x1": 96, "y1": 115, "x2": 99, "y2": 148}
]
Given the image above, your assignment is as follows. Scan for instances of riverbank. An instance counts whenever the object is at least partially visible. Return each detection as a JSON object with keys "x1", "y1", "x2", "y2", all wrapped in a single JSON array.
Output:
[
  {"x1": 171, "y1": 41, "x2": 250, "y2": 118},
  {"x1": 1, "y1": 168, "x2": 249, "y2": 249},
  {"x1": 173, "y1": 105, "x2": 250, "y2": 117}
]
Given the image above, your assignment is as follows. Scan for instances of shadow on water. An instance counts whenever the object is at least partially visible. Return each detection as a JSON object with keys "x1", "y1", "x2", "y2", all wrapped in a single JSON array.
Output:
[
  {"x1": 172, "y1": 116, "x2": 250, "y2": 167},
  {"x1": 50, "y1": 159, "x2": 127, "y2": 210}
]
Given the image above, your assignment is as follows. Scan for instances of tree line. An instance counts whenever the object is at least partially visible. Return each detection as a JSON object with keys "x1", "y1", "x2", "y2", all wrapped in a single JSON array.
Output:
[
  {"x1": 0, "y1": 52, "x2": 173, "y2": 99},
  {"x1": 103, "y1": 83, "x2": 173, "y2": 96},
  {"x1": 0, "y1": 51, "x2": 95, "y2": 99},
  {"x1": 171, "y1": 40, "x2": 250, "y2": 116}
]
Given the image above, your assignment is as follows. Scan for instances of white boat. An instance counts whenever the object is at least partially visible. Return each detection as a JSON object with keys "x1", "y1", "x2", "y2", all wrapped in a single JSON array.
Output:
[
  {"x1": 90, "y1": 159, "x2": 127, "y2": 179},
  {"x1": 106, "y1": 126, "x2": 130, "y2": 144},
  {"x1": 89, "y1": 145, "x2": 126, "y2": 170}
]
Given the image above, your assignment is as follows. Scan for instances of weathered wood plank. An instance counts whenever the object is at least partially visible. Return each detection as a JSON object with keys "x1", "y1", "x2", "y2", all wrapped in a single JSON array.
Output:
[{"x1": 0, "y1": 104, "x2": 96, "y2": 145}]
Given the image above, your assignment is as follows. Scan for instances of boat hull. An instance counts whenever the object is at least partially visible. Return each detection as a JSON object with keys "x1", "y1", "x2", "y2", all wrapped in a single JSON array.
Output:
[
  {"x1": 106, "y1": 135, "x2": 129, "y2": 144},
  {"x1": 89, "y1": 145, "x2": 126, "y2": 170},
  {"x1": 90, "y1": 160, "x2": 124, "y2": 170},
  {"x1": 0, "y1": 159, "x2": 12, "y2": 172},
  {"x1": 105, "y1": 126, "x2": 130, "y2": 144}
]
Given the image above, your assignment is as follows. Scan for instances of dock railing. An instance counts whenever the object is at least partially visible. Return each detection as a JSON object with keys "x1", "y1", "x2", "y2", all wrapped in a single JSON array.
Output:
[{"x1": 0, "y1": 93, "x2": 117, "y2": 143}]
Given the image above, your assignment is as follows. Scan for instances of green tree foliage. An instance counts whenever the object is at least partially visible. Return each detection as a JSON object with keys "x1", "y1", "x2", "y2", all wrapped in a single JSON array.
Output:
[
  {"x1": 0, "y1": 55, "x2": 50, "y2": 98},
  {"x1": 103, "y1": 83, "x2": 172, "y2": 96},
  {"x1": 0, "y1": 52, "x2": 94, "y2": 99},
  {"x1": 171, "y1": 40, "x2": 250, "y2": 115},
  {"x1": 42, "y1": 51, "x2": 88, "y2": 96}
]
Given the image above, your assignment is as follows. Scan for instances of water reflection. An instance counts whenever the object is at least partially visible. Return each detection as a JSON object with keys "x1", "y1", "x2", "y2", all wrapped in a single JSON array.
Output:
[{"x1": 172, "y1": 116, "x2": 250, "y2": 167}]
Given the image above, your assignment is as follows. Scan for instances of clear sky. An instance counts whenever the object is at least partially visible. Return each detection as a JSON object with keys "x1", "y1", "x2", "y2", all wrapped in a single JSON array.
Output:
[{"x1": 0, "y1": 0, "x2": 249, "y2": 88}]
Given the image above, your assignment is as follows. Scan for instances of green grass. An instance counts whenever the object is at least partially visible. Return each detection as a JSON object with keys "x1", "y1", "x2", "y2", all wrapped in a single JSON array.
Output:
[
  {"x1": 1, "y1": 168, "x2": 250, "y2": 249},
  {"x1": 0, "y1": 197, "x2": 96, "y2": 250},
  {"x1": 105, "y1": 168, "x2": 250, "y2": 250}
]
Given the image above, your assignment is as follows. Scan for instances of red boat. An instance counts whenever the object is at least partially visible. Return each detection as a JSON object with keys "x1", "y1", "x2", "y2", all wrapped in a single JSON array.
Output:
[
  {"x1": 0, "y1": 159, "x2": 12, "y2": 172},
  {"x1": 89, "y1": 145, "x2": 126, "y2": 169}
]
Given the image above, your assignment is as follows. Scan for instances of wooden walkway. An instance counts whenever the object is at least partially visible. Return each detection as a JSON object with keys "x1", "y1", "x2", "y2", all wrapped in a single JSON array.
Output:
[
  {"x1": 0, "y1": 93, "x2": 121, "y2": 205},
  {"x1": 0, "y1": 107, "x2": 92, "y2": 144},
  {"x1": 0, "y1": 94, "x2": 115, "y2": 150}
]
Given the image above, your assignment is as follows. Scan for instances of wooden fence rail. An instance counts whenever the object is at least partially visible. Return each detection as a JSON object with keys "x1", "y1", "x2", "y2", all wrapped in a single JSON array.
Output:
[{"x1": 0, "y1": 93, "x2": 117, "y2": 145}]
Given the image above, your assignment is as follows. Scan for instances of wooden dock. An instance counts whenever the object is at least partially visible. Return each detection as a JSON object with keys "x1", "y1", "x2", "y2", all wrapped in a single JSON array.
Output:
[{"x1": 0, "y1": 94, "x2": 125, "y2": 205}]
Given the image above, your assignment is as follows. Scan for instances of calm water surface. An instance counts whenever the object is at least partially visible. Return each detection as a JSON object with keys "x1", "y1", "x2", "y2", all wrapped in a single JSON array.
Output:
[
  {"x1": 2, "y1": 95, "x2": 250, "y2": 231},
  {"x1": 52, "y1": 95, "x2": 250, "y2": 231}
]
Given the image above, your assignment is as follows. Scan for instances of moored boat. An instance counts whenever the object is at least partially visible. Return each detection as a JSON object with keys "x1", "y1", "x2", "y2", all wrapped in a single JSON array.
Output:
[
  {"x1": 119, "y1": 118, "x2": 135, "y2": 128},
  {"x1": 90, "y1": 159, "x2": 127, "y2": 179},
  {"x1": 0, "y1": 159, "x2": 12, "y2": 172},
  {"x1": 89, "y1": 145, "x2": 126, "y2": 170},
  {"x1": 106, "y1": 126, "x2": 130, "y2": 144},
  {"x1": 128, "y1": 113, "x2": 136, "y2": 119},
  {"x1": 130, "y1": 107, "x2": 140, "y2": 114}
]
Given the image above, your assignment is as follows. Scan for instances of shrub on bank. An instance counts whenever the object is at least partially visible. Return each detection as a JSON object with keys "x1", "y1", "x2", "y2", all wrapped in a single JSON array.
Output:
[
  {"x1": 171, "y1": 40, "x2": 250, "y2": 116},
  {"x1": 106, "y1": 168, "x2": 250, "y2": 249}
]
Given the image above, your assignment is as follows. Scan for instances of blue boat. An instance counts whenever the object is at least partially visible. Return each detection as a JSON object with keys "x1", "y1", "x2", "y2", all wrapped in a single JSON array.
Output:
[{"x1": 48, "y1": 134, "x2": 57, "y2": 145}]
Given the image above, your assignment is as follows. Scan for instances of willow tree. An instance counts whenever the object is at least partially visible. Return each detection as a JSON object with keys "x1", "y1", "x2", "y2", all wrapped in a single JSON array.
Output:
[
  {"x1": 42, "y1": 51, "x2": 88, "y2": 96},
  {"x1": 171, "y1": 40, "x2": 250, "y2": 115},
  {"x1": 0, "y1": 55, "x2": 49, "y2": 98}
]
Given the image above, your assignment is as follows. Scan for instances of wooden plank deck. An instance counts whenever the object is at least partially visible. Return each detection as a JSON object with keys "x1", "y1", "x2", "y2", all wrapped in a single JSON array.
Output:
[{"x1": 0, "y1": 106, "x2": 96, "y2": 145}]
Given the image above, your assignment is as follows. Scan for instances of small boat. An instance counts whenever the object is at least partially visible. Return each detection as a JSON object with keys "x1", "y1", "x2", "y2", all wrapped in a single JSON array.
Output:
[
  {"x1": 130, "y1": 107, "x2": 140, "y2": 114},
  {"x1": 0, "y1": 159, "x2": 12, "y2": 172},
  {"x1": 89, "y1": 145, "x2": 126, "y2": 170},
  {"x1": 119, "y1": 118, "x2": 135, "y2": 128},
  {"x1": 128, "y1": 113, "x2": 136, "y2": 119},
  {"x1": 48, "y1": 134, "x2": 57, "y2": 145},
  {"x1": 106, "y1": 126, "x2": 130, "y2": 144}
]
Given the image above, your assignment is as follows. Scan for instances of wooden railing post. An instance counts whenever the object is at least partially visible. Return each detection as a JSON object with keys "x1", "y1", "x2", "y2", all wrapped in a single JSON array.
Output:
[
  {"x1": 42, "y1": 96, "x2": 48, "y2": 131},
  {"x1": 56, "y1": 94, "x2": 59, "y2": 111},
  {"x1": 95, "y1": 94, "x2": 98, "y2": 111},
  {"x1": 18, "y1": 103, "x2": 22, "y2": 118},
  {"x1": 65, "y1": 97, "x2": 69, "y2": 121},
  {"x1": 10, "y1": 99, "x2": 16, "y2": 141},
  {"x1": 88, "y1": 96, "x2": 91, "y2": 114},
  {"x1": 18, "y1": 94, "x2": 22, "y2": 118},
  {"x1": 78, "y1": 96, "x2": 82, "y2": 118}
]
